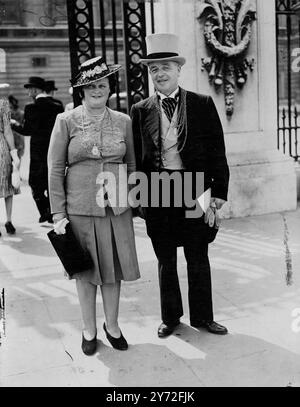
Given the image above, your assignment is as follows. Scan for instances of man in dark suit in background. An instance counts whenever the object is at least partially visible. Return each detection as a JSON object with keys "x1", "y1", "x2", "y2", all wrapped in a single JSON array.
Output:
[
  {"x1": 11, "y1": 76, "x2": 64, "y2": 223},
  {"x1": 44, "y1": 80, "x2": 64, "y2": 110},
  {"x1": 131, "y1": 33, "x2": 230, "y2": 338}
]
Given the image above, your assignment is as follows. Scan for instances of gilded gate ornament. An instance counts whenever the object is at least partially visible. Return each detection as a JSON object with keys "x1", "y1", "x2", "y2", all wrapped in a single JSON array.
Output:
[{"x1": 197, "y1": 0, "x2": 256, "y2": 117}]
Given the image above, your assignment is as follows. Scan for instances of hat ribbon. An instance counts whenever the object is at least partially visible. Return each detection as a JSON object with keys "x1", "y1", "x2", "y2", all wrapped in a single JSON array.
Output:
[{"x1": 146, "y1": 52, "x2": 179, "y2": 59}]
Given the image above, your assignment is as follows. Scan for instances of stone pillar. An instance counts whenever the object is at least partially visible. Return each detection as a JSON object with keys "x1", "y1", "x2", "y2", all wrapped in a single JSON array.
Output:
[{"x1": 151, "y1": 0, "x2": 297, "y2": 217}]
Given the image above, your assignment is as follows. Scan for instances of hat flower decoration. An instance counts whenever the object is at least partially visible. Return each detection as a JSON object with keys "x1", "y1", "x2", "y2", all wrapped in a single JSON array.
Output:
[{"x1": 71, "y1": 56, "x2": 121, "y2": 88}]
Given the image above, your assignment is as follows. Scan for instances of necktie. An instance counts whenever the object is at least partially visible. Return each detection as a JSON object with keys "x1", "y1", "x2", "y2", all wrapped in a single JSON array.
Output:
[{"x1": 162, "y1": 97, "x2": 177, "y2": 122}]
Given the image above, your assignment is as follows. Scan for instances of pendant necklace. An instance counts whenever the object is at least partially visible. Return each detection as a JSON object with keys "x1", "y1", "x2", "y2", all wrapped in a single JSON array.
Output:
[{"x1": 81, "y1": 105, "x2": 107, "y2": 157}]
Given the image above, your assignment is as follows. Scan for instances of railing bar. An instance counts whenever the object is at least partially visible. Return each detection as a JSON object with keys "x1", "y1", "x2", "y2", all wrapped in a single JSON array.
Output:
[
  {"x1": 99, "y1": 0, "x2": 106, "y2": 60},
  {"x1": 111, "y1": 0, "x2": 120, "y2": 111},
  {"x1": 287, "y1": 13, "x2": 293, "y2": 156},
  {"x1": 150, "y1": 0, "x2": 155, "y2": 33}
]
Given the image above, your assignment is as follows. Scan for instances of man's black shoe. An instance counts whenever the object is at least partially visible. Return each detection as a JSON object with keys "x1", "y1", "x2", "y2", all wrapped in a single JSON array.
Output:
[
  {"x1": 157, "y1": 321, "x2": 180, "y2": 338},
  {"x1": 191, "y1": 320, "x2": 228, "y2": 335}
]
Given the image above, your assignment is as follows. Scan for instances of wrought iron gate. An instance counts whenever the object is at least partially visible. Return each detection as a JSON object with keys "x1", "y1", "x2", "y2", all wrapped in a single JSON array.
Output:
[
  {"x1": 276, "y1": 0, "x2": 300, "y2": 161},
  {"x1": 66, "y1": 0, "x2": 155, "y2": 112}
]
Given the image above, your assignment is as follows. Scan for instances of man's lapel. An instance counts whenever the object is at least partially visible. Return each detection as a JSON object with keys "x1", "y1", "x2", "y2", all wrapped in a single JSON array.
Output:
[
  {"x1": 177, "y1": 87, "x2": 188, "y2": 151},
  {"x1": 143, "y1": 94, "x2": 161, "y2": 148}
]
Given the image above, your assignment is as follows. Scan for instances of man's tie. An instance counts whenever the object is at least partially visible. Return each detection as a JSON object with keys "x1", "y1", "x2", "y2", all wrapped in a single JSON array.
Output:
[{"x1": 162, "y1": 97, "x2": 177, "y2": 122}]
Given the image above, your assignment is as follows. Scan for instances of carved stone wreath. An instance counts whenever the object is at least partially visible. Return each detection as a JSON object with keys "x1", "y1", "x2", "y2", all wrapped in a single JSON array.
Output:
[{"x1": 197, "y1": 0, "x2": 256, "y2": 117}]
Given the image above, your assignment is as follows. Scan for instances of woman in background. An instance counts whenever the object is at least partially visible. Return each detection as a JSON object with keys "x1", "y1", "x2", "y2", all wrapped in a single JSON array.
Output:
[{"x1": 0, "y1": 84, "x2": 20, "y2": 236}]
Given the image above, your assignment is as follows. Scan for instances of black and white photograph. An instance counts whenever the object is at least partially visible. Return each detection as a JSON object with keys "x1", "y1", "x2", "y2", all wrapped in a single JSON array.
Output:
[{"x1": 0, "y1": 0, "x2": 300, "y2": 390}]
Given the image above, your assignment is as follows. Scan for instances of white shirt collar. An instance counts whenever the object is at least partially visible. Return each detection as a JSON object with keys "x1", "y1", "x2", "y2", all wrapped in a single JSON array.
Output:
[
  {"x1": 36, "y1": 92, "x2": 47, "y2": 99},
  {"x1": 157, "y1": 87, "x2": 179, "y2": 101}
]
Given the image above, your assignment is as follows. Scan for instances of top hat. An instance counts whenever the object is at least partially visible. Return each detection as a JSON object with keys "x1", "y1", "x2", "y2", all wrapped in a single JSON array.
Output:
[
  {"x1": 139, "y1": 33, "x2": 186, "y2": 66},
  {"x1": 44, "y1": 80, "x2": 58, "y2": 92},
  {"x1": 71, "y1": 56, "x2": 122, "y2": 88},
  {"x1": 24, "y1": 76, "x2": 45, "y2": 90}
]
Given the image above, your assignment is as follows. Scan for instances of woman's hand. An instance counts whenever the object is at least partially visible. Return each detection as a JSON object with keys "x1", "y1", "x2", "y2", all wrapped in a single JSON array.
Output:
[
  {"x1": 10, "y1": 149, "x2": 20, "y2": 169},
  {"x1": 52, "y1": 213, "x2": 69, "y2": 235},
  {"x1": 10, "y1": 119, "x2": 19, "y2": 127}
]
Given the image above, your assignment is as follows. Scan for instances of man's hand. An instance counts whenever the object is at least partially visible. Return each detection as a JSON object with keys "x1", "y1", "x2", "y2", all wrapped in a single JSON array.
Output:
[
  {"x1": 205, "y1": 197, "x2": 225, "y2": 228},
  {"x1": 204, "y1": 206, "x2": 216, "y2": 227},
  {"x1": 210, "y1": 197, "x2": 226, "y2": 210}
]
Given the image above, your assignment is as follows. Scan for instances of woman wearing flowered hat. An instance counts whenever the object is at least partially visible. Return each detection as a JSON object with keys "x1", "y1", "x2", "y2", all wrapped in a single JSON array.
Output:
[{"x1": 48, "y1": 56, "x2": 140, "y2": 355}]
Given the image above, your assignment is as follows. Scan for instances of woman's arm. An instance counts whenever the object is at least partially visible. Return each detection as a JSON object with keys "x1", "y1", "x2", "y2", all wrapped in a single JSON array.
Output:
[
  {"x1": 47, "y1": 114, "x2": 69, "y2": 219},
  {"x1": 2, "y1": 101, "x2": 20, "y2": 168},
  {"x1": 124, "y1": 116, "x2": 136, "y2": 176}
]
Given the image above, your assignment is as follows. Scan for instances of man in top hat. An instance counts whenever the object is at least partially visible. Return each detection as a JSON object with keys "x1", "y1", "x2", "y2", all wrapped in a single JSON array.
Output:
[
  {"x1": 44, "y1": 80, "x2": 64, "y2": 109},
  {"x1": 11, "y1": 76, "x2": 64, "y2": 223},
  {"x1": 131, "y1": 33, "x2": 230, "y2": 338}
]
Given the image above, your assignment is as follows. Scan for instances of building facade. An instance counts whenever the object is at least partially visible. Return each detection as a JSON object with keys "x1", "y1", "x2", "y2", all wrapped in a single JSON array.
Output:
[{"x1": 0, "y1": 0, "x2": 125, "y2": 109}]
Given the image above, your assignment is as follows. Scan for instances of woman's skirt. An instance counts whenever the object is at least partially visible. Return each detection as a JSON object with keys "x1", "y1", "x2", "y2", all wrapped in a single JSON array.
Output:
[
  {"x1": 68, "y1": 208, "x2": 140, "y2": 285},
  {"x1": 0, "y1": 131, "x2": 20, "y2": 198}
]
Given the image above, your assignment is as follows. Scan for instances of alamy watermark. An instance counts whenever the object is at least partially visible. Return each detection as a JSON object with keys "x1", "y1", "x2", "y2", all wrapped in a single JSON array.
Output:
[
  {"x1": 291, "y1": 308, "x2": 300, "y2": 333},
  {"x1": 95, "y1": 166, "x2": 209, "y2": 218},
  {"x1": 292, "y1": 48, "x2": 300, "y2": 73}
]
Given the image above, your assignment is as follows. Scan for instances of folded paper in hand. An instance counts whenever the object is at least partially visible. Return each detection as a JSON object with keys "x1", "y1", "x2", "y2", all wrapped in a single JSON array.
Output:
[{"x1": 47, "y1": 223, "x2": 93, "y2": 276}]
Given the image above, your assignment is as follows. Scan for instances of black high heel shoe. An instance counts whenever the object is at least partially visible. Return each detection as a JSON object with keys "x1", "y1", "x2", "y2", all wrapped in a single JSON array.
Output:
[
  {"x1": 5, "y1": 221, "x2": 16, "y2": 235},
  {"x1": 81, "y1": 332, "x2": 98, "y2": 355},
  {"x1": 103, "y1": 323, "x2": 128, "y2": 351}
]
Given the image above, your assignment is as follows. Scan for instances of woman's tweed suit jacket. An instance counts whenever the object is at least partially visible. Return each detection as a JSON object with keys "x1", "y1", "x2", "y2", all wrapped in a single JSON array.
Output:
[{"x1": 48, "y1": 105, "x2": 136, "y2": 217}]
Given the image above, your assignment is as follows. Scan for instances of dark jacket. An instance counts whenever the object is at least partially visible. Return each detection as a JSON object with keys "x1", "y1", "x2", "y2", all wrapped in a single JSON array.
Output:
[
  {"x1": 46, "y1": 96, "x2": 64, "y2": 110},
  {"x1": 130, "y1": 88, "x2": 229, "y2": 201},
  {"x1": 12, "y1": 96, "x2": 64, "y2": 158}
]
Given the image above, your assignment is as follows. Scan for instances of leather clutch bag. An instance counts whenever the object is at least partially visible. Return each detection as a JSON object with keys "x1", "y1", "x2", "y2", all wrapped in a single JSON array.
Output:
[{"x1": 47, "y1": 223, "x2": 93, "y2": 277}]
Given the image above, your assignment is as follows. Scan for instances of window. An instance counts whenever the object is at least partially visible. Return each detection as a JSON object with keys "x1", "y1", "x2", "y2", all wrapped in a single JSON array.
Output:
[
  {"x1": 0, "y1": 0, "x2": 22, "y2": 25},
  {"x1": 32, "y1": 56, "x2": 47, "y2": 68}
]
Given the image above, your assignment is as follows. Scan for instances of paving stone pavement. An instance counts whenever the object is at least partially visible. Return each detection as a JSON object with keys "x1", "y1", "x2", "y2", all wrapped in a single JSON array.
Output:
[{"x1": 1, "y1": 184, "x2": 300, "y2": 387}]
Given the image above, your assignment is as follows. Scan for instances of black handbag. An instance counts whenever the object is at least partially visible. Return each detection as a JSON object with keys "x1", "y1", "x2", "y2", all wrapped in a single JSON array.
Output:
[{"x1": 47, "y1": 223, "x2": 93, "y2": 277}]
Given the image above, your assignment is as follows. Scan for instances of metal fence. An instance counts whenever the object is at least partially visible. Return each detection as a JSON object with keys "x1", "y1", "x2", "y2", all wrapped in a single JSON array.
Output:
[
  {"x1": 276, "y1": 0, "x2": 300, "y2": 161},
  {"x1": 66, "y1": 0, "x2": 155, "y2": 113}
]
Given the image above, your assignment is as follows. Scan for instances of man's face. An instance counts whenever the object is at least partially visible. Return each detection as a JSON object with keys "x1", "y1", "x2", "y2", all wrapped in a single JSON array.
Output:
[{"x1": 148, "y1": 61, "x2": 181, "y2": 96}]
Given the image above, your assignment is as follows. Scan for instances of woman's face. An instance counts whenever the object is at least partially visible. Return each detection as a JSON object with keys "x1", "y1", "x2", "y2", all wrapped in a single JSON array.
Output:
[{"x1": 83, "y1": 77, "x2": 110, "y2": 109}]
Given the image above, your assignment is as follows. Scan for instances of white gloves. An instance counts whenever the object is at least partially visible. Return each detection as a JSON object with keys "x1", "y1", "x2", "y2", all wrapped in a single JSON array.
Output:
[
  {"x1": 204, "y1": 205, "x2": 221, "y2": 228},
  {"x1": 10, "y1": 149, "x2": 20, "y2": 169},
  {"x1": 10, "y1": 119, "x2": 20, "y2": 126},
  {"x1": 204, "y1": 197, "x2": 224, "y2": 228},
  {"x1": 54, "y1": 218, "x2": 69, "y2": 235}
]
